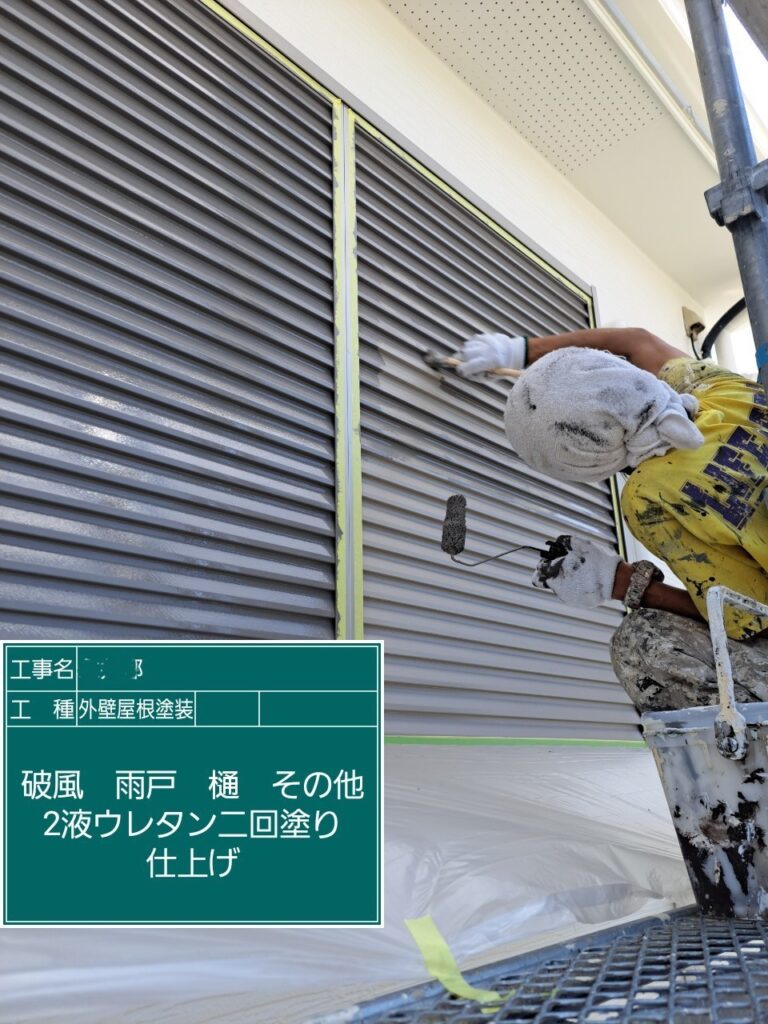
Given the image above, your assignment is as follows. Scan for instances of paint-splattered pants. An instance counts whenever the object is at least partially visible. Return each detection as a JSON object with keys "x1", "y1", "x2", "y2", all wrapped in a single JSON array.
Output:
[{"x1": 610, "y1": 607, "x2": 768, "y2": 713}]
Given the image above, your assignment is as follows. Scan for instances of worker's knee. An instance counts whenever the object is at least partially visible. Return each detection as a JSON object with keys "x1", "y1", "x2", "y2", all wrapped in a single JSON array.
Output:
[
  {"x1": 610, "y1": 608, "x2": 768, "y2": 713},
  {"x1": 610, "y1": 608, "x2": 717, "y2": 714},
  {"x1": 610, "y1": 609, "x2": 664, "y2": 709},
  {"x1": 610, "y1": 607, "x2": 659, "y2": 660},
  {"x1": 610, "y1": 608, "x2": 678, "y2": 686}
]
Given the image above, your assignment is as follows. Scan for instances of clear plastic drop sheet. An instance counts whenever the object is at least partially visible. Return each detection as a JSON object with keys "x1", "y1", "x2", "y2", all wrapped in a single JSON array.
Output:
[{"x1": 0, "y1": 745, "x2": 693, "y2": 1024}]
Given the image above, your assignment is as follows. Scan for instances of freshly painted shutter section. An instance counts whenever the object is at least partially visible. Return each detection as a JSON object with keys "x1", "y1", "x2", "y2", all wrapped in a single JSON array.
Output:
[
  {"x1": 356, "y1": 129, "x2": 636, "y2": 739},
  {"x1": 0, "y1": 0, "x2": 336, "y2": 638}
]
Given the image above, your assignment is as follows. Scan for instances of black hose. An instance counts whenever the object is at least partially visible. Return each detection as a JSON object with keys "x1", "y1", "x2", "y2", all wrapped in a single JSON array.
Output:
[{"x1": 700, "y1": 297, "x2": 747, "y2": 358}]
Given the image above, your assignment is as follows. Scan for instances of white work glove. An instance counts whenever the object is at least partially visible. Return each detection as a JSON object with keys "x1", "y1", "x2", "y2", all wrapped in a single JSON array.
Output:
[
  {"x1": 532, "y1": 536, "x2": 620, "y2": 608},
  {"x1": 456, "y1": 332, "x2": 526, "y2": 378}
]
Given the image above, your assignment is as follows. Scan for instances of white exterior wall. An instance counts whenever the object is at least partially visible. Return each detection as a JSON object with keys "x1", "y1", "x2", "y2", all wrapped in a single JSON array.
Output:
[
  {"x1": 232, "y1": 0, "x2": 705, "y2": 348},
  {"x1": 715, "y1": 310, "x2": 759, "y2": 378}
]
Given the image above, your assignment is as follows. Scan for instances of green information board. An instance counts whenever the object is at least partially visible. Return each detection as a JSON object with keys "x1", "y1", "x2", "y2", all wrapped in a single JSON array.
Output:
[{"x1": 3, "y1": 642, "x2": 382, "y2": 925}]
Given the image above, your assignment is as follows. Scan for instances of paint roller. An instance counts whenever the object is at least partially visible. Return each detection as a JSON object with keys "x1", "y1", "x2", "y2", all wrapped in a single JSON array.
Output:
[
  {"x1": 440, "y1": 494, "x2": 571, "y2": 577},
  {"x1": 427, "y1": 357, "x2": 568, "y2": 576}
]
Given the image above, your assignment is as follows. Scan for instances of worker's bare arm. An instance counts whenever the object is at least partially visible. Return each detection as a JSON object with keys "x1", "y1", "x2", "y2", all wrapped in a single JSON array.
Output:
[
  {"x1": 527, "y1": 328, "x2": 684, "y2": 377},
  {"x1": 611, "y1": 561, "x2": 704, "y2": 620}
]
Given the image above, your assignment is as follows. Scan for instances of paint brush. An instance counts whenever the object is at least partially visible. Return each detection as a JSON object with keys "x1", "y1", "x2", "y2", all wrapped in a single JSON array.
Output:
[{"x1": 422, "y1": 350, "x2": 522, "y2": 378}]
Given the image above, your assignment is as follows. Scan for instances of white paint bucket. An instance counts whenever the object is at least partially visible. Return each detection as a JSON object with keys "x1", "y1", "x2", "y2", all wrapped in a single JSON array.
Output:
[
  {"x1": 639, "y1": 587, "x2": 768, "y2": 919},
  {"x1": 643, "y1": 703, "x2": 768, "y2": 918}
]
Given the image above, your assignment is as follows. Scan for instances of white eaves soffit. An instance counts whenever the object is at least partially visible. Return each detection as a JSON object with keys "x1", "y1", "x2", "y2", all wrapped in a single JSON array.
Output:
[{"x1": 383, "y1": 0, "x2": 741, "y2": 308}]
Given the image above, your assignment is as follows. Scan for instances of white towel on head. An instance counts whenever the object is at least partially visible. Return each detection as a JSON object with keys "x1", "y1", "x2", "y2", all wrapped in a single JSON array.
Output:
[{"x1": 503, "y1": 347, "x2": 704, "y2": 483}]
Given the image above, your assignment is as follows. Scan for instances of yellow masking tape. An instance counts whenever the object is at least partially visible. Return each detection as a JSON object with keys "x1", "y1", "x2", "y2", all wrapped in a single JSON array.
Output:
[{"x1": 405, "y1": 915, "x2": 504, "y2": 1008}]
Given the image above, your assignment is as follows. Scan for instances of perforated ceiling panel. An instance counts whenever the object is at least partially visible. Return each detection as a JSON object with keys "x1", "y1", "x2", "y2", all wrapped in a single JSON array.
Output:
[{"x1": 384, "y1": 0, "x2": 666, "y2": 175}]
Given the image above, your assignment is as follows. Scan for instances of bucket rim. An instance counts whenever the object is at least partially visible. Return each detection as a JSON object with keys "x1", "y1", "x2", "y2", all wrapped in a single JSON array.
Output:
[{"x1": 641, "y1": 700, "x2": 768, "y2": 736}]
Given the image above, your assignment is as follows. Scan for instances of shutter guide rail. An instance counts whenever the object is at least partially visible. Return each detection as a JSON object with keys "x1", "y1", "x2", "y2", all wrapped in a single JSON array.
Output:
[{"x1": 334, "y1": 107, "x2": 364, "y2": 640}]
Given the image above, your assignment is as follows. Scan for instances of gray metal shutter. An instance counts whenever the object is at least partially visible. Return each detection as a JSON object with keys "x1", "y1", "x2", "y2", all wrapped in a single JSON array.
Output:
[
  {"x1": 0, "y1": 0, "x2": 336, "y2": 638},
  {"x1": 356, "y1": 129, "x2": 636, "y2": 739}
]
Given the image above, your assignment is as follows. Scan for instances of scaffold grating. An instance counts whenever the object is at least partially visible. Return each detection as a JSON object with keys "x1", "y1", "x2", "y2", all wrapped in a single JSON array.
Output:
[{"x1": 345, "y1": 911, "x2": 768, "y2": 1023}]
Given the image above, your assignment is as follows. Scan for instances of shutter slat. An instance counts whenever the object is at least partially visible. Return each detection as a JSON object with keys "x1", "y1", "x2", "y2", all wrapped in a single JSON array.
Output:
[
  {"x1": 357, "y1": 216, "x2": 586, "y2": 339},
  {"x1": 0, "y1": 279, "x2": 335, "y2": 415},
  {"x1": 356, "y1": 208, "x2": 585, "y2": 336},
  {"x1": 3, "y1": 11, "x2": 333, "y2": 197},
  {"x1": 2, "y1": 470, "x2": 334, "y2": 545},
  {"x1": 1, "y1": 126, "x2": 332, "y2": 266},
  {"x1": 107, "y1": 0, "x2": 332, "y2": 138},
  {"x1": 0, "y1": 216, "x2": 333, "y2": 357},
  {"x1": 0, "y1": 318, "x2": 334, "y2": 440},
  {"x1": 356, "y1": 132, "x2": 588, "y2": 317},
  {"x1": 385, "y1": 711, "x2": 641, "y2": 741}
]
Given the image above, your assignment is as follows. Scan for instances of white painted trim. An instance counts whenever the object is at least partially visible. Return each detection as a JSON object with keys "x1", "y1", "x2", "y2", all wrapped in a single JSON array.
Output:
[{"x1": 582, "y1": 0, "x2": 717, "y2": 172}]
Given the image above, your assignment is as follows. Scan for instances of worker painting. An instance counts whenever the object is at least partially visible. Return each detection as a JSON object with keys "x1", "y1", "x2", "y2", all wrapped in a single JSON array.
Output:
[{"x1": 456, "y1": 328, "x2": 768, "y2": 713}]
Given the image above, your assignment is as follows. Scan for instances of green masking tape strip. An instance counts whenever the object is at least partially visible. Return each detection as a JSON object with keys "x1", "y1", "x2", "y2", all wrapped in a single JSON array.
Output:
[
  {"x1": 386, "y1": 735, "x2": 645, "y2": 748},
  {"x1": 405, "y1": 915, "x2": 503, "y2": 1008}
]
